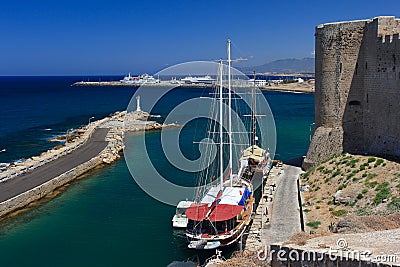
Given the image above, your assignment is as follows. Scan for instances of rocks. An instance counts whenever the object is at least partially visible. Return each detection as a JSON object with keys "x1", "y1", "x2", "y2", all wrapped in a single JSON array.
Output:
[{"x1": 333, "y1": 190, "x2": 355, "y2": 205}]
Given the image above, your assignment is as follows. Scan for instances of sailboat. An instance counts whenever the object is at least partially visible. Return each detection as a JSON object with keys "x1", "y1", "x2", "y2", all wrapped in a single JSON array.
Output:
[{"x1": 185, "y1": 40, "x2": 271, "y2": 250}]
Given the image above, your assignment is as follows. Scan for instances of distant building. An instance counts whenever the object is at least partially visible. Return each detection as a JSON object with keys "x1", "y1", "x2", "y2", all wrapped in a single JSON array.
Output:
[{"x1": 248, "y1": 79, "x2": 268, "y2": 86}]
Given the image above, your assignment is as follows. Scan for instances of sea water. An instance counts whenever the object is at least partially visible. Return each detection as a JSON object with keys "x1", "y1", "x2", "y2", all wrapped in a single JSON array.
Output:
[{"x1": 0, "y1": 76, "x2": 314, "y2": 266}]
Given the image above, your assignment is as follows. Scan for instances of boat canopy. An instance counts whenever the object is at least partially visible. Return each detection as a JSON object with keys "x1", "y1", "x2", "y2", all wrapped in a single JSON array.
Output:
[
  {"x1": 186, "y1": 203, "x2": 209, "y2": 221},
  {"x1": 200, "y1": 186, "x2": 246, "y2": 206},
  {"x1": 186, "y1": 186, "x2": 252, "y2": 221},
  {"x1": 208, "y1": 204, "x2": 243, "y2": 221}
]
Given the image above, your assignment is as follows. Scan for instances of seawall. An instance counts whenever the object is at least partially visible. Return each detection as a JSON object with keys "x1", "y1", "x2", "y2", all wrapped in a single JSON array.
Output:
[{"x1": 0, "y1": 110, "x2": 174, "y2": 220}]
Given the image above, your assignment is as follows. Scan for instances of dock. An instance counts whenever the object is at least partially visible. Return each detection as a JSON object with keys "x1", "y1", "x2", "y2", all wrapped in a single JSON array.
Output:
[
  {"x1": 245, "y1": 163, "x2": 304, "y2": 251},
  {"x1": 0, "y1": 110, "x2": 175, "y2": 219}
]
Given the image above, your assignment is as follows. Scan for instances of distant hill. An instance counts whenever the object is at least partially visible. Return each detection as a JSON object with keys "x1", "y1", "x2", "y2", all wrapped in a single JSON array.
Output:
[{"x1": 240, "y1": 58, "x2": 315, "y2": 74}]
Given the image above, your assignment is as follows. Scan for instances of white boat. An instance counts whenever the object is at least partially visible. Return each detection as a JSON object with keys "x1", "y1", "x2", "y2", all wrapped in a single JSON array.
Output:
[
  {"x1": 181, "y1": 75, "x2": 215, "y2": 84},
  {"x1": 120, "y1": 73, "x2": 160, "y2": 84},
  {"x1": 172, "y1": 200, "x2": 193, "y2": 228},
  {"x1": 185, "y1": 40, "x2": 271, "y2": 250}
]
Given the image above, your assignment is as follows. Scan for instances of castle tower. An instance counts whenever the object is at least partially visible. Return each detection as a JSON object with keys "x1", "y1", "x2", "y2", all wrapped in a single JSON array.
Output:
[{"x1": 303, "y1": 16, "x2": 400, "y2": 169}]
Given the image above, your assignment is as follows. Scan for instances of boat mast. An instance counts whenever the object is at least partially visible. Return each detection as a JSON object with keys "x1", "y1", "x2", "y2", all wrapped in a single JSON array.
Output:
[
  {"x1": 219, "y1": 60, "x2": 224, "y2": 191},
  {"x1": 227, "y1": 39, "x2": 233, "y2": 186},
  {"x1": 251, "y1": 71, "x2": 256, "y2": 153}
]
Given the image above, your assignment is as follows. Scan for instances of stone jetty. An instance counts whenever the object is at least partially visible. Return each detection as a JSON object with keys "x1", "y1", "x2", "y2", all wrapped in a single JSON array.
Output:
[{"x1": 0, "y1": 110, "x2": 176, "y2": 219}]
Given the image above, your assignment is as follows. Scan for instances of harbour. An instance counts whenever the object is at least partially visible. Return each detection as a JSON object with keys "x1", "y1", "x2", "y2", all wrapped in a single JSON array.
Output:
[{"x1": 0, "y1": 76, "x2": 314, "y2": 266}]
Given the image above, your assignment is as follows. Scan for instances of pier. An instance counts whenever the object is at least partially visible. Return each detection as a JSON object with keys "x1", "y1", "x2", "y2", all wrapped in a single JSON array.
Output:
[
  {"x1": 245, "y1": 163, "x2": 304, "y2": 251},
  {"x1": 0, "y1": 109, "x2": 175, "y2": 219}
]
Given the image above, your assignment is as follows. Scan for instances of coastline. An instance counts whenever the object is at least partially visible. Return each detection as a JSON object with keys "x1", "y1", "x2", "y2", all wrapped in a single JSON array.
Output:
[
  {"x1": 259, "y1": 79, "x2": 315, "y2": 94},
  {"x1": 0, "y1": 110, "x2": 176, "y2": 221}
]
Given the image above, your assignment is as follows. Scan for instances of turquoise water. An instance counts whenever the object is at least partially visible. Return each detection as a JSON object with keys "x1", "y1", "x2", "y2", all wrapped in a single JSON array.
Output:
[{"x1": 0, "y1": 77, "x2": 314, "y2": 266}]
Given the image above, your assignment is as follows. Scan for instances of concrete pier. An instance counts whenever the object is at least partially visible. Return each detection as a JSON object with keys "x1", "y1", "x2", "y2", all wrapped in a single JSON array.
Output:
[{"x1": 245, "y1": 163, "x2": 304, "y2": 251}]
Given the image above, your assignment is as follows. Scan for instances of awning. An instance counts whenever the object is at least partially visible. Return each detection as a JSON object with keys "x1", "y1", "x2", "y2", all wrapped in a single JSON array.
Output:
[
  {"x1": 186, "y1": 203, "x2": 209, "y2": 221},
  {"x1": 208, "y1": 204, "x2": 243, "y2": 221}
]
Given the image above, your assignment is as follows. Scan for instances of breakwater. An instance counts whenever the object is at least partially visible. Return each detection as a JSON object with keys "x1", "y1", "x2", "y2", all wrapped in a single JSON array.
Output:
[{"x1": 0, "y1": 111, "x2": 175, "y2": 219}]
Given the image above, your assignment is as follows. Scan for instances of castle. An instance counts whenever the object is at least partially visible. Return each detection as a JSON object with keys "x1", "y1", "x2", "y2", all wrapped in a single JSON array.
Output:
[{"x1": 303, "y1": 16, "x2": 400, "y2": 169}]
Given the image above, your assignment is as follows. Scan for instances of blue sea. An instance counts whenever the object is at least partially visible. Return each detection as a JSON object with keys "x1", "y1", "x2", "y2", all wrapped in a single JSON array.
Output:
[{"x1": 0, "y1": 76, "x2": 314, "y2": 266}]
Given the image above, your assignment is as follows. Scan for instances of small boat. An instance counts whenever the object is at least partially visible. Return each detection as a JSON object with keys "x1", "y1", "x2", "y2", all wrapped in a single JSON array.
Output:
[
  {"x1": 187, "y1": 240, "x2": 221, "y2": 250},
  {"x1": 172, "y1": 200, "x2": 194, "y2": 228}
]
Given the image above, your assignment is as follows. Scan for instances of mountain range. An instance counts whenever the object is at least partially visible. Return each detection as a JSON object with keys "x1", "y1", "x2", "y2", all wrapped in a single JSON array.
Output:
[{"x1": 240, "y1": 57, "x2": 315, "y2": 74}]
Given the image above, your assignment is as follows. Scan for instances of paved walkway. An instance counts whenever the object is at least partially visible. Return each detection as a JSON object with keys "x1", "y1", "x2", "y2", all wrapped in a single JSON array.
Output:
[
  {"x1": 262, "y1": 165, "x2": 302, "y2": 246},
  {"x1": 0, "y1": 128, "x2": 109, "y2": 202}
]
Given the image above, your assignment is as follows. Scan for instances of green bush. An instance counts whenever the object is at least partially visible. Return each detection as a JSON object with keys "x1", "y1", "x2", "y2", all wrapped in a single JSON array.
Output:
[
  {"x1": 362, "y1": 189, "x2": 368, "y2": 194},
  {"x1": 375, "y1": 182, "x2": 390, "y2": 191},
  {"x1": 357, "y1": 193, "x2": 363, "y2": 199},
  {"x1": 365, "y1": 173, "x2": 377, "y2": 181},
  {"x1": 331, "y1": 209, "x2": 348, "y2": 216},
  {"x1": 362, "y1": 173, "x2": 367, "y2": 177},
  {"x1": 374, "y1": 158, "x2": 384, "y2": 167},
  {"x1": 315, "y1": 206, "x2": 321, "y2": 209},
  {"x1": 373, "y1": 187, "x2": 392, "y2": 205},
  {"x1": 327, "y1": 200, "x2": 333, "y2": 205},
  {"x1": 368, "y1": 157, "x2": 376, "y2": 163},
  {"x1": 303, "y1": 209, "x2": 311, "y2": 213},
  {"x1": 387, "y1": 198, "x2": 400, "y2": 211},
  {"x1": 306, "y1": 221, "x2": 321, "y2": 229},
  {"x1": 360, "y1": 165, "x2": 366, "y2": 171}
]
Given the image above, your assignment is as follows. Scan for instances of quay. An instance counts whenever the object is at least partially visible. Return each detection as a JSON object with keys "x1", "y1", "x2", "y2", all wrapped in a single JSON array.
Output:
[
  {"x1": 245, "y1": 162, "x2": 304, "y2": 251},
  {"x1": 0, "y1": 110, "x2": 175, "y2": 219}
]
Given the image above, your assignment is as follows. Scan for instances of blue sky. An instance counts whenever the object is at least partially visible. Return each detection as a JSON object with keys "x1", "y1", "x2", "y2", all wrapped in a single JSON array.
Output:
[{"x1": 0, "y1": 0, "x2": 398, "y2": 75}]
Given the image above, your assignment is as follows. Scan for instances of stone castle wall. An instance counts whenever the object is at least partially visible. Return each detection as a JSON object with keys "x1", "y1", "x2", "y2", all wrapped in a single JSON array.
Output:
[{"x1": 304, "y1": 16, "x2": 400, "y2": 169}]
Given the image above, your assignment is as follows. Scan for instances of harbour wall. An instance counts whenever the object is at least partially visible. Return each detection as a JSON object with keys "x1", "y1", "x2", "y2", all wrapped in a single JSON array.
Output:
[
  {"x1": 0, "y1": 110, "x2": 172, "y2": 219},
  {"x1": 304, "y1": 16, "x2": 400, "y2": 169}
]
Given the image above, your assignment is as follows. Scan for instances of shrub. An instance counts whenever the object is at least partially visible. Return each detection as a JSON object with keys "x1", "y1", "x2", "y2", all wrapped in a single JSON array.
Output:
[
  {"x1": 306, "y1": 221, "x2": 321, "y2": 229},
  {"x1": 317, "y1": 166, "x2": 325, "y2": 172},
  {"x1": 362, "y1": 189, "x2": 368, "y2": 194},
  {"x1": 375, "y1": 182, "x2": 390, "y2": 191},
  {"x1": 365, "y1": 173, "x2": 377, "y2": 181},
  {"x1": 357, "y1": 193, "x2": 363, "y2": 199},
  {"x1": 366, "y1": 181, "x2": 378, "y2": 188},
  {"x1": 315, "y1": 206, "x2": 321, "y2": 209},
  {"x1": 374, "y1": 158, "x2": 384, "y2": 167},
  {"x1": 329, "y1": 207, "x2": 334, "y2": 211},
  {"x1": 368, "y1": 157, "x2": 376, "y2": 163},
  {"x1": 360, "y1": 165, "x2": 366, "y2": 171},
  {"x1": 332, "y1": 170, "x2": 342, "y2": 177},
  {"x1": 362, "y1": 173, "x2": 367, "y2": 177},
  {"x1": 303, "y1": 209, "x2": 311, "y2": 213},
  {"x1": 373, "y1": 187, "x2": 392, "y2": 205},
  {"x1": 338, "y1": 185, "x2": 344, "y2": 190},
  {"x1": 387, "y1": 198, "x2": 400, "y2": 211},
  {"x1": 327, "y1": 200, "x2": 333, "y2": 205},
  {"x1": 331, "y1": 209, "x2": 348, "y2": 216}
]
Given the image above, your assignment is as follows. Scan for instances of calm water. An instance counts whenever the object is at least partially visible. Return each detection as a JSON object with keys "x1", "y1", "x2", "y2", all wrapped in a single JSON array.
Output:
[{"x1": 0, "y1": 76, "x2": 314, "y2": 266}]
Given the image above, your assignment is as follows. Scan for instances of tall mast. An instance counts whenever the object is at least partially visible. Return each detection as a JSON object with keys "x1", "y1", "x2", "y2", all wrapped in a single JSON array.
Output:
[
  {"x1": 227, "y1": 39, "x2": 233, "y2": 186},
  {"x1": 251, "y1": 71, "x2": 257, "y2": 153},
  {"x1": 219, "y1": 60, "x2": 224, "y2": 191}
]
